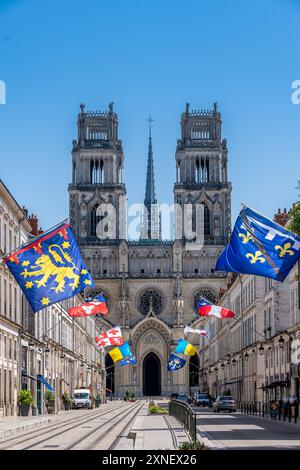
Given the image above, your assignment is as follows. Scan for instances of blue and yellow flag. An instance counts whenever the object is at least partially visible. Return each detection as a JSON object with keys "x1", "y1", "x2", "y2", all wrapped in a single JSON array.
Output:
[
  {"x1": 108, "y1": 342, "x2": 133, "y2": 363},
  {"x1": 167, "y1": 353, "x2": 186, "y2": 371},
  {"x1": 175, "y1": 339, "x2": 197, "y2": 356},
  {"x1": 216, "y1": 205, "x2": 300, "y2": 282},
  {"x1": 4, "y1": 222, "x2": 94, "y2": 312}
]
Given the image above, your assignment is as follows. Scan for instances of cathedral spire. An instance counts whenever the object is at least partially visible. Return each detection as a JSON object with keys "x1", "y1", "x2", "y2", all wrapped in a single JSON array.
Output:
[
  {"x1": 141, "y1": 116, "x2": 161, "y2": 240},
  {"x1": 144, "y1": 116, "x2": 157, "y2": 208}
]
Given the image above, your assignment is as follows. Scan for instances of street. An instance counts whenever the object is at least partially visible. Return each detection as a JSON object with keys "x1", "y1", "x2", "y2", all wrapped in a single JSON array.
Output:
[{"x1": 192, "y1": 406, "x2": 300, "y2": 450}]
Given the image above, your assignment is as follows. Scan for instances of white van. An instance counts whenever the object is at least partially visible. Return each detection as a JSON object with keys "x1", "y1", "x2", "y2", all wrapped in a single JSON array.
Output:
[{"x1": 73, "y1": 388, "x2": 93, "y2": 409}]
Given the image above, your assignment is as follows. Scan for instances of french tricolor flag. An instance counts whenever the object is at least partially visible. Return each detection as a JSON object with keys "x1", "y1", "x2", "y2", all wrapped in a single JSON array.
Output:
[{"x1": 197, "y1": 298, "x2": 235, "y2": 319}]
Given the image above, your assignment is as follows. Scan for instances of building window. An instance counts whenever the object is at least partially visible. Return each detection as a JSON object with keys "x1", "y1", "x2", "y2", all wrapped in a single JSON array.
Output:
[
  {"x1": 91, "y1": 204, "x2": 100, "y2": 236},
  {"x1": 138, "y1": 289, "x2": 163, "y2": 315},
  {"x1": 90, "y1": 159, "x2": 104, "y2": 184}
]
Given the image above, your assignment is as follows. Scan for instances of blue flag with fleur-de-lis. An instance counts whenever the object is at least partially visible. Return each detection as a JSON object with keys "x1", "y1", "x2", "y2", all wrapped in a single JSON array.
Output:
[
  {"x1": 167, "y1": 353, "x2": 186, "y2": 371},
  {"x1": 216, "y1": 205, "x2": 300, "y2": 282},
  {"x1": 4, "y1": 222, "x2": 94, "y2": 312}
]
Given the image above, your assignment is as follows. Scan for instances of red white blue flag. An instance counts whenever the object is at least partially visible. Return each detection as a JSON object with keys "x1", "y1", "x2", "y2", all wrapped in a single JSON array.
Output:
[
  {"x1": 197, "y1": 298, "x2": 235, "y2": 319},
  {"x1": 68, "y1": 294, "x2": 108, "y2": 317}
]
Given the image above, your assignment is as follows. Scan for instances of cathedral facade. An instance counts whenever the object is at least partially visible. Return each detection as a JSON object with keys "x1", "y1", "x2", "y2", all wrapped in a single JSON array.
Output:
[{"x1": 68, "y1": 102, "x2": 232, "y2": 397}]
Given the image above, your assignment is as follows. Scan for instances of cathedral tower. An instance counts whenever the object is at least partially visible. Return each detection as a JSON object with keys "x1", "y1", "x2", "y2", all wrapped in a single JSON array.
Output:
[
  {"x1": 174, "y1": 103, "x2": 231, "y2": 246},
  {"x1": 69, "y1": 102, "x2": 127, "y2": 244}
]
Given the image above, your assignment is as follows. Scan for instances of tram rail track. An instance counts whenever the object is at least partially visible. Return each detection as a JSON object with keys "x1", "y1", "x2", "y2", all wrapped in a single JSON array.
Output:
[
  {"x1": 66, "y1": 401, "x2": 143, "y2": 450},
  {"x1": 0, "y1": 402, "x2": 133, "y2": 450},
  {"x1": 105, "y1": 400, "x2": 143, "y2": 450}
]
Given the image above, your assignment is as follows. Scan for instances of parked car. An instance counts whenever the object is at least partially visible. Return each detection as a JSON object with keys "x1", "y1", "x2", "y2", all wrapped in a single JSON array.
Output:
[
  {"x1": 194, "y1": 393, "x2": 210, "y2": 407},
  {"x1": 170, "y1": 393, "x2": 179, "y2": 400},
  {"x1": 213, "y1": 396, "x2": 236, "y2": 412},
  {"x1": 177, "y1": 393, "x2": 189, "y2": 403}
]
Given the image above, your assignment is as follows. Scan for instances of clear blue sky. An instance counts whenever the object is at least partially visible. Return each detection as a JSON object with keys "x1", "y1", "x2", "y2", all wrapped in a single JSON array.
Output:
[{"x1": 0, "y1": 0, "x2": 299, "y2": 234}]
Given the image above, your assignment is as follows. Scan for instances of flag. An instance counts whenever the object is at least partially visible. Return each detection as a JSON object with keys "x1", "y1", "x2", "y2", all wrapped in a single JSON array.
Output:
[
  {"x1": 216, "y1": 205, "x2": 300, "y2": 282},
  {"x1": 108, "y1": 342, "x2": 133, "y2": 363},
  {"x1": 184, "y1": 325, "x2": 209, "y2": 338},
  {"x1": 3, "y1": 222, "x2": 94, "y2": 313},
  {"x1": 68, "y1": 294, "x2": 108, "y2": 317},
  {"x1": 175, "y1": 339, "x2": 197, "y2": 356},
  {"x1": 197, "y1": 298, "x2": 235, "y2": 319},
  {"x1": 95, "y1": 326, "x2": 123, "y2": 348},
  {"x1": 120, "y1": 356, "x2": 137, "y2": 366},
  {"x1": 167, "y1": 353, "x2": 186, "y2": 371}
]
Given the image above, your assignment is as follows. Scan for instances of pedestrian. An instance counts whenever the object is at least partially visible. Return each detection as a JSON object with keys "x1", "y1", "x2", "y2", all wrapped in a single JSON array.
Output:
[
  {"x1": 270, "y1": 400, "x2": 278, "y2": 419},
  {"x1": 283, "y1": 398, "x2": 290, "y2": 418}
]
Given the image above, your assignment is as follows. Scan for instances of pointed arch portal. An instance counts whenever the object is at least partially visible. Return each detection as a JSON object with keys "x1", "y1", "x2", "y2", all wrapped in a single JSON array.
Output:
[{"x1": 143, "y1": 352, "x2": 161, "y2": 396}]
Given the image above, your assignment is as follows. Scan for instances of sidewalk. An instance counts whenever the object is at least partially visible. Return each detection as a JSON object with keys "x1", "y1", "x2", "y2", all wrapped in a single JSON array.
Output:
[
  {"x1": 116, "y1": 401, "x2": 190, "y2": 450},
  {"x1": 0, "y1": 414, "x2": 53, "y2": 438}
]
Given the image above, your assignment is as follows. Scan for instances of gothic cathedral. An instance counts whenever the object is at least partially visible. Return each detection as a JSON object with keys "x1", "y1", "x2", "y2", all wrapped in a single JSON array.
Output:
[{"x1": 68, "y1": 102, "x2": 232, "y2": 397}]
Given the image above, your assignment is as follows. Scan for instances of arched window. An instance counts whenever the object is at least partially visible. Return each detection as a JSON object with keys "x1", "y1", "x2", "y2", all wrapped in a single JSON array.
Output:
[
  {"x1": 91, "y1": 204, "x2": 100, "y2": 236},
  {"x1": 90, "y1": 159, "x2": 104, "y2": 183},
  {"x1": 195, "y1": 158, "x2": 200, "y2": 183},
  {"x1": 73, "y1": 162, "x2": 76, "y2": 183},
  {"x1": 138, "y1": 289, "x2": 164, "y2": 315},
  {"x1": 204, "y1": 205, "x2": 210, "y2": 236}
]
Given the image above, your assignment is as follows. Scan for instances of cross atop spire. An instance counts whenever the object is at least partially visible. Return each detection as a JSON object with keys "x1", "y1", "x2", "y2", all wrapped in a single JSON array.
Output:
[{"x1": 146, "y1": 115, "x2": 155, "y2": 138}]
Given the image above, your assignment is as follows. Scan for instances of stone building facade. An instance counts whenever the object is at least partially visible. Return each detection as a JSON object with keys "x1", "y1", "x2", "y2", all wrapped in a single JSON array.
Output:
[
  {"x1": 0, "y1": 179, "x2": 32, "y2": 416},
  {"x1": 198, "y1": 209, "x2": 300, "y2": 404},
  {"x1": 68, "y1": 102, "x2": 232, "y2": 397},
  {"x1": 0, "y1": 179, "x2": 105, "y2": 417}
]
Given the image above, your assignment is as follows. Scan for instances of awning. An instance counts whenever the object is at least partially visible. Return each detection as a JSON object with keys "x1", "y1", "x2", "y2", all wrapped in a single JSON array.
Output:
[{"x1": 37, "y1": 374, "x2": 54, "y2": 391}]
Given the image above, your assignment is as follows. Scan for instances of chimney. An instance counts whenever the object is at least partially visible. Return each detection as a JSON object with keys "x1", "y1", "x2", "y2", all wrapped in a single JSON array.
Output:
[
  {"x1": 28, "y1": 214, "x2": 38, "y2": 236},
  {"x1": 274, "y1": 207, "x2": 291, "y2": 226}
]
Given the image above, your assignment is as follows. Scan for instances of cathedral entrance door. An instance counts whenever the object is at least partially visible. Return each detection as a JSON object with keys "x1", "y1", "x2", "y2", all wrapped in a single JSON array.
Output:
[{"x1": 143, "y1": 352, "x2": 161, "y2": 396}]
